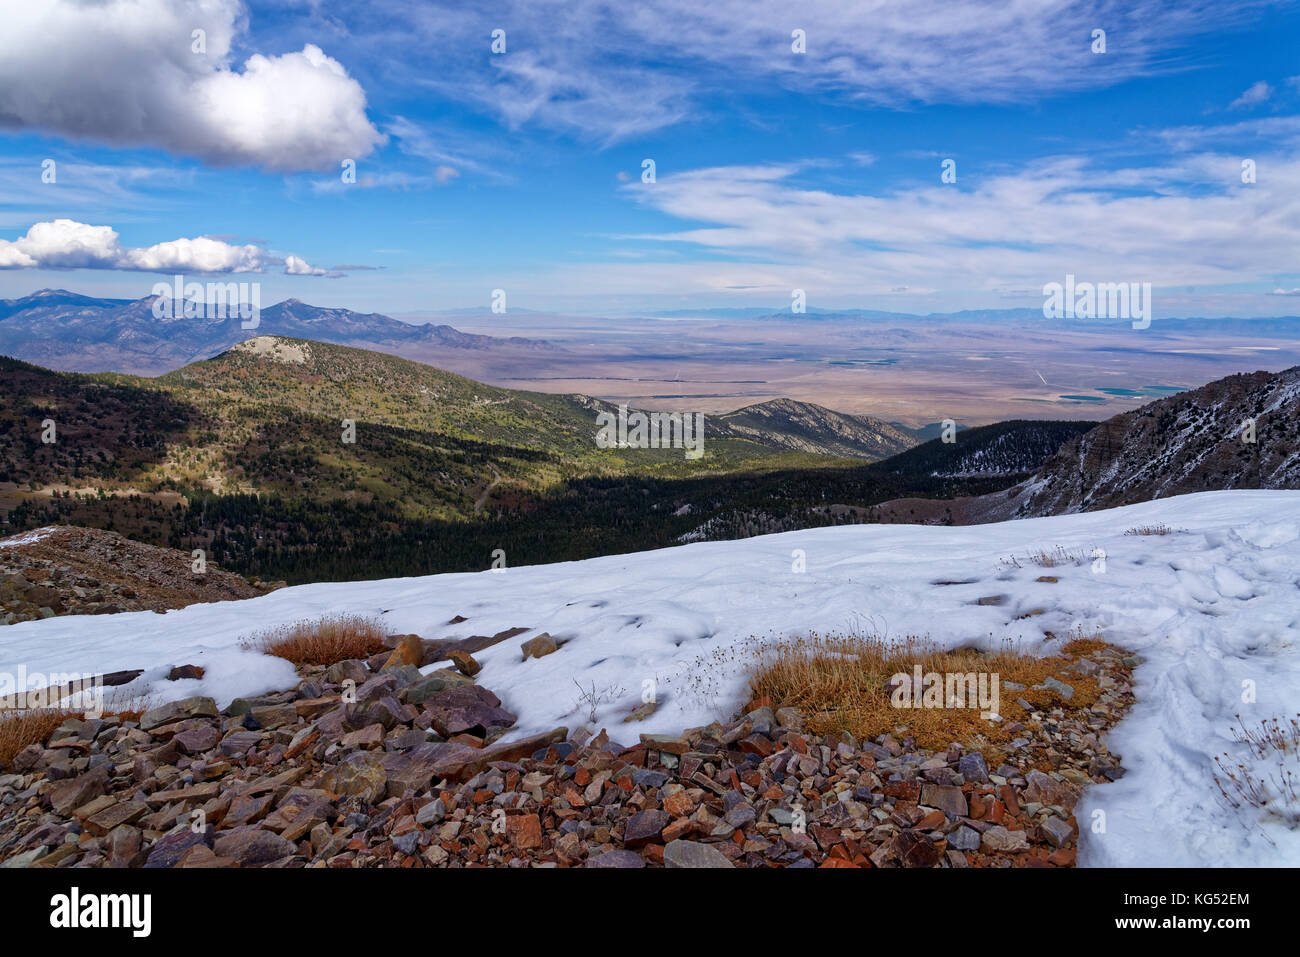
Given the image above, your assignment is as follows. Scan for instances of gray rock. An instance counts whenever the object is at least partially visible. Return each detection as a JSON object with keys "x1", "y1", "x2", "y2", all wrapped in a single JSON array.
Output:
[
  {"x1": 1041, "y1": 816, "x2": 1074, "y2": 848},
  {"x1": 664, "y1": 839, "x2": 735, "y2": 868},
  {"x1": 957, "y1": 752, "x2": 989, "y2": 784},
  {"x1": 139, "y1": 696, "x2": 218, "y2": 731},
  {"x1": 980, "y1": 825, "x2": 1030, "y2": 852},
  {"x1": 585, "y1": 849, "x2": 645, "y2": 868}
]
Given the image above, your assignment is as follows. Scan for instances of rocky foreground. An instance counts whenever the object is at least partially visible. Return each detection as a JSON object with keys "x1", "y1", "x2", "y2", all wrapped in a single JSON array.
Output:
[{"x1": 0, "y1": 636, "x2": 1136, "y2": 869}]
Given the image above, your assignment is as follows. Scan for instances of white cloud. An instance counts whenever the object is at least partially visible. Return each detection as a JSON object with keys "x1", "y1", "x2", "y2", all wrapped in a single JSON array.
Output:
[
  {"x1": 0, "y1": 0, "x2": 383, "y2": 171},
  {"x1": 0, "y1": 220, "x2": 326, "y2": 276},
  {"x1": 1229, "y1": 81, "x2": 1273, "y2": 110},
  {"x1": 612, "y1": 144, "x2": 1300, "y2": 297},
  {"x1": 283, "y1": 255, "x2": 327, "y2": 276},
  {"x1": 357, "y1": 0, "x2": 1279, "y2": 142}
]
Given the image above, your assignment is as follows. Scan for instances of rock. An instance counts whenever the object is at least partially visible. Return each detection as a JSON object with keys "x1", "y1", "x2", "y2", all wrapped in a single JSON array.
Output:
[
  {"x1": 249, "y1": 704, "x2": 298, "y2": 731},
  {"x1": 1024, "y1": 769, "x2": 1074, "y2": 807},
  {"x1": 422, "y1": 685, "x2": 516, "y2": 738},
  {"x1": 639, "y1": 733, "x2": 689, "y2": 755},
  {"x1": 105, "y1": 824, "x2": 143, "y2": 867},
  {"x1": 47, "y1": 768, "x2": 108, "y2": 816},
  {"x1": 479, "y1": 727, "x2": 566, "y2": 766},
  {"x1": 585, "y1": 849, "x2": 645, "y2": 868},
  {"x1": 520, "y1": 632, "x2": 558, "y2": 660},
  {"x1": 1, "y1": 846, "x2": 50, "y2": 868},
  {"x1": 416, "y1": 799, "x2": 446, "y2": 826},
  {"x1": 321, "y1": 752, "x2": 388, "y2": 804},
  {"x1": 949, "y1": 825, "x2": 981, "y2": 851},
  {"x1": 84, "y1": 800, "x2": 149, "y2": 836},
  {"x1": 213, "y1": 827, "x2": 297, "y2": 866},
  {"x1": 623, "y1": 809, "x2": 671, "y2": 848},
  {"x1": 173, "y1": 726, "x2": 220, "y2": 755},
  {"x1": 981, "y1": 826, "x2": 1030, "y2": 852},
  {"x1": 893, "y1": 829, "x2": 941, "y2": 868},
  {"x1": 775, "y1": 707, "x2": 804, "y2": 731},
  {"x1": 958, "y1": 751, "x2": 989, "y2": 783},
  {"x1": 623, "y1": 700, "x2": 656, "y2": 723},
  {"x1": 167, "y1": 664, "x2": 205, "y2": 681},
  {"x1": 506, "y1": 814, "x2": 543, "y2": 849},
  {"x1": 1039, "y1": 676, "x2": 1075, "y2": 699},
  {"x1": 920, "y1": 783, "x2": 968, "y2": 818},
  {"x1": 382, "y1": 635, "x2": 424, "y2": 671},
  {"x1": 447, "y1": 650, "x2": 481, "y2": 677},
  {"x1": 724, "y1": 804, "x2": 757, "y2": 828},
  {"x1": 139, "y1": 696, "x2": 218, "y2": 731},
  {"x1": 325, "y1": 659, "x2": 369, "y2": 685},
  {"x1": 1041, "y1": 816, "x2": 1074, "y2": 848},
  {"x1": 143, "y1": 829, "x2": 212, "y2": 868},
  {"x1": 402, "y1": 669, "x2": 474, "y2": 706},
  {"x1": 664, "y1": 839, "x2": 735, "y2": 868}
]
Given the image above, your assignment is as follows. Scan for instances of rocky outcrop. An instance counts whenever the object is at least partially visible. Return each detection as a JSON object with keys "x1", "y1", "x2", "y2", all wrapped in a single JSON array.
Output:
[{"x1": 0, "y1": 526, "x2": 280, "y2": 625}]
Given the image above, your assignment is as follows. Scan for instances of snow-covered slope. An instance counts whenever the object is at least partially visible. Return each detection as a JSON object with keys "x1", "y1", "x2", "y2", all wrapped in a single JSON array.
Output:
[{"x1": 3, "y1": 490, "x2": 1299, "y2": 867}]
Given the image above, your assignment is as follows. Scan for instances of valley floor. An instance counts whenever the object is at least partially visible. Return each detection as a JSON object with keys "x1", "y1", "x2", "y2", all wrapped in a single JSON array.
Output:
[{"x1": 3, "y1": 490, "x2": 1299, "y2": 867}]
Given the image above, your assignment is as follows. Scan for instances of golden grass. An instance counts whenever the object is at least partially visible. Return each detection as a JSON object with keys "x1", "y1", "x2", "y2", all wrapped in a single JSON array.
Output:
[
  {"x1": 747, "y1": 632, "x2": 1107, "y2": 753},
  {"x1": 0, "y1": 708, "x2": 69, "y2": 769},
  {"x1": 0, "y1": 690, "x2": 155, "y2": 769},
  {"x1": 242, "y1": 614, "x2": 388, "y2": 666}
]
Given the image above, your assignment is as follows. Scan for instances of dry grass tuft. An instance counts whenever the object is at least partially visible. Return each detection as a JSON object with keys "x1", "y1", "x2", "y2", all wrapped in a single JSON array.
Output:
[
  {"x1": 1001, "y1": 545, "x2": 1096, "y2": 569},
  {"x1": 242, "y1": 614, "x2": 388, "y2": 665},
  {"x1": 1125, "y1": 523, "x2": 1172, "y2": 536},
  {"x1": 0, "y1": 708, "x2": 69, "y2": 769},
  {"x1": 0, "y1": 689, "x2": 154, "y2": 769},
  {"x1": 747, "y1": 632, "x2": 1107, "y2": 753},
  {"x1": 1213, "y1": 714, "x2": 1300, "y2": 828}
]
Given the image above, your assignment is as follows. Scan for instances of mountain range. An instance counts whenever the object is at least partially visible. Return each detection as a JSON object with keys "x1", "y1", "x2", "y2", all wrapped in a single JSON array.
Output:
[
  {"x1": 871, "y1": 365, "x2": 1300, "y2": 525},
  {"x1": 0, "y1": 289, "x2": 549, "y2": 376}
]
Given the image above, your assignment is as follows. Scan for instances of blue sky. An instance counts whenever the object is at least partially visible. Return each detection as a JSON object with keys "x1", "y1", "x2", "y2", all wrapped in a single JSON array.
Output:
[{"x1": 1, "y1": 0, "x2": 1299, "y2": 316}]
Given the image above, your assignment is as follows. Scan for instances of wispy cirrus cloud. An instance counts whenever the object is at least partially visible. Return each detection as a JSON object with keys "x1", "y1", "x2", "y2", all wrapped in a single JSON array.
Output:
[{"x1": 343, "y1": 0, "x2": 1283, "y2": 143}]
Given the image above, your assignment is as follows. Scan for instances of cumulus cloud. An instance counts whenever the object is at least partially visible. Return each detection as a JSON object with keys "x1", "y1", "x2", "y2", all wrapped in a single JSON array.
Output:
[
  {"x1": 0, "y1": 220, "x2": 326, "y2": 276},
  {"x1": 283, "y1": 255, "x2": 327, "y2": 276},
  {"x1": 0, "y1": 0, "x2": 383, "y2": 171}
]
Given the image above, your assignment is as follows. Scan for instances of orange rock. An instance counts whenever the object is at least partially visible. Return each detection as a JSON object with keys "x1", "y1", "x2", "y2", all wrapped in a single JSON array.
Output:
[
  {"x1": 819, "y1": 857, "x2": 859, "y2": 868},
  {"x1": 917, "y1": 809, "x2": 947, "y2": 830},
  {"x1": 382, "y1": 634, "x2": 424, "y2": 671},
  {"x1": 662, "y1": 817, "x2": 696, "y2": 842},
  {"x1": 1048, "y1": 846, "x2": 1077, "y2": 866},
  {"x1": 663, "y1": 790, "x2": 694, "y2": 817},
  {"x1": 506, "y1": 813, "x2": 543, "y2": 849}
]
